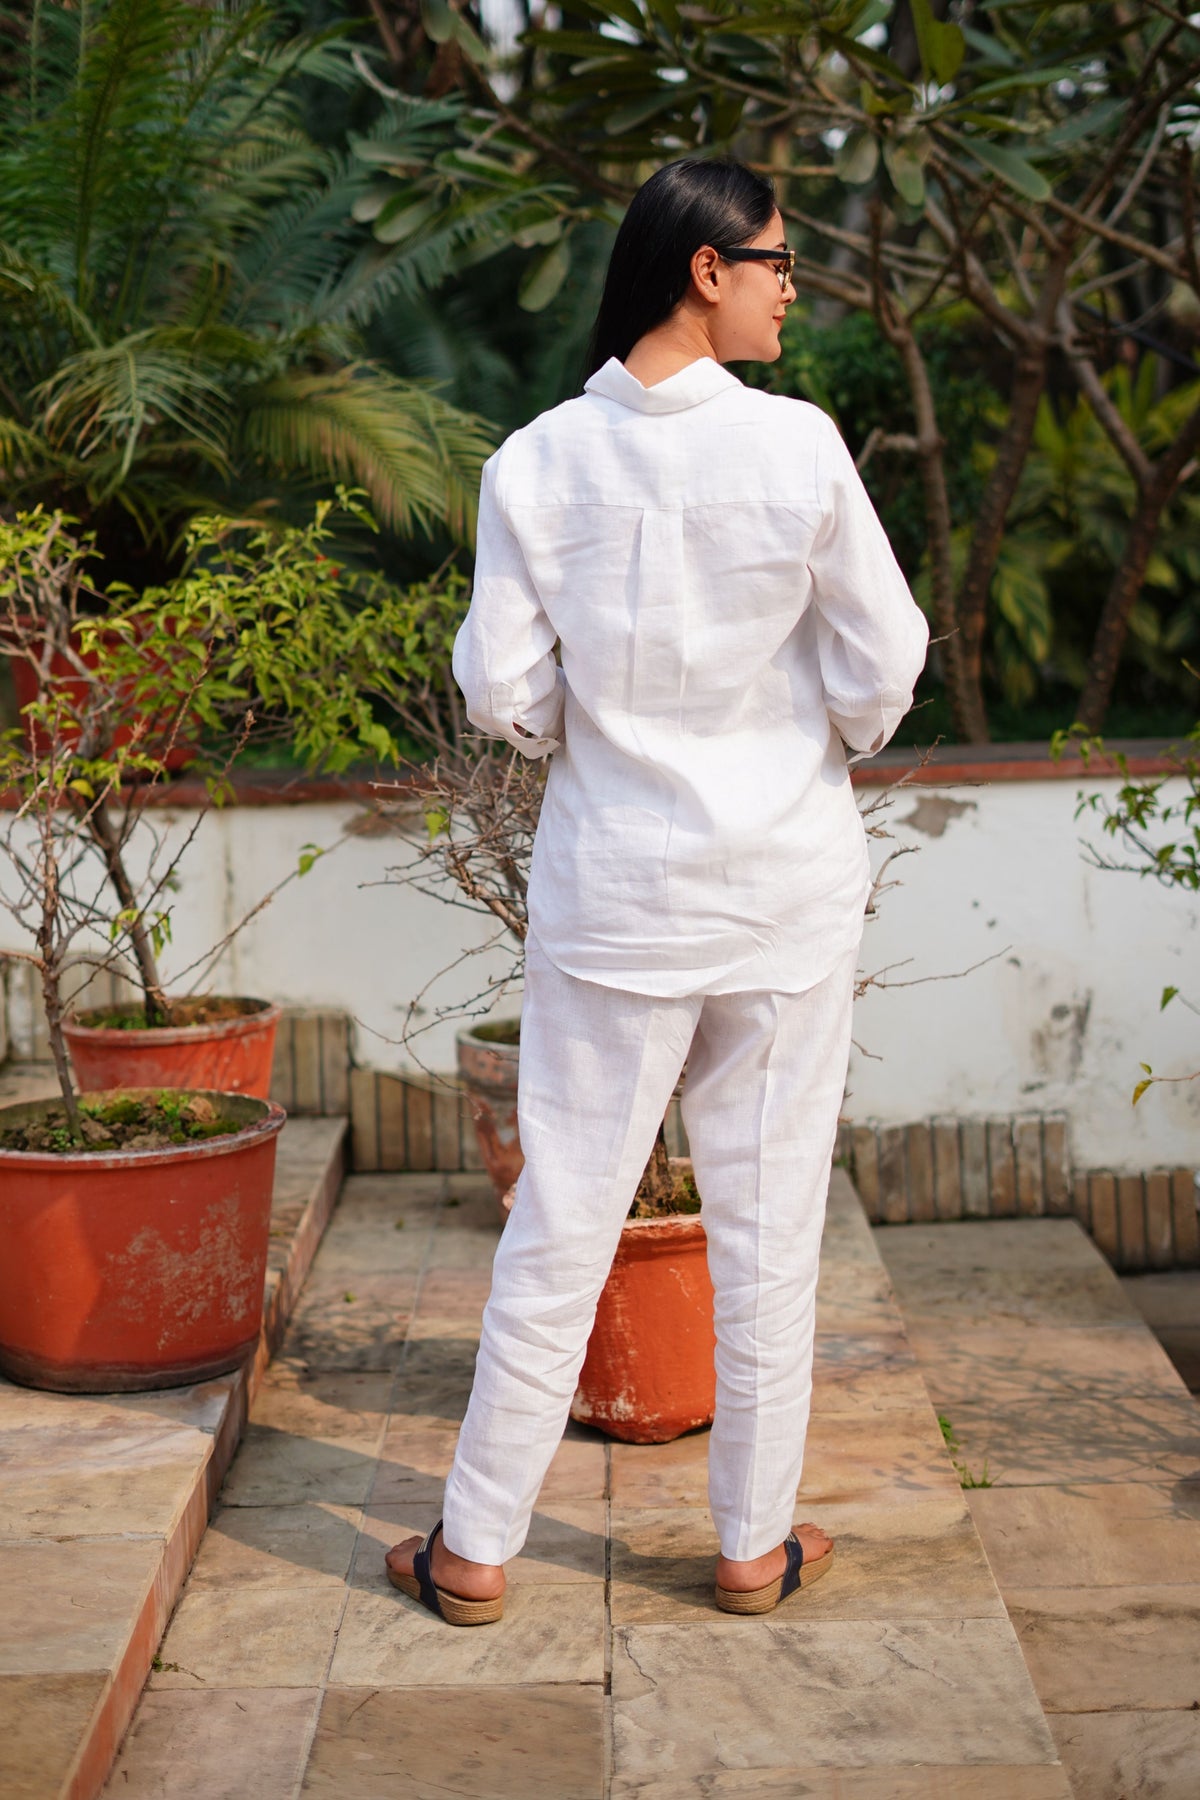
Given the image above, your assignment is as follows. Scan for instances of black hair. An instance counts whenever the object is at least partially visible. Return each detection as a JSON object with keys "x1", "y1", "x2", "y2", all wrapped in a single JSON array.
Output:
[{"x1": 583, "y1": 157, "x2": 777, "y2": 380}]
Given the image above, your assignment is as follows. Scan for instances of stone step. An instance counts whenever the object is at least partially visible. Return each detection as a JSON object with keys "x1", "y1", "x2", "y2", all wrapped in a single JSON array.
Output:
[
  {"x1": 0, "y1": 1071, "x2": 347, "y2": 1800},
  {"x1": 877, "y1": 1215, "x2": 1200, "y2": 1800},
  {"x1": 102, "y1": 1165, "x2": 1072, "y2": 1797}
]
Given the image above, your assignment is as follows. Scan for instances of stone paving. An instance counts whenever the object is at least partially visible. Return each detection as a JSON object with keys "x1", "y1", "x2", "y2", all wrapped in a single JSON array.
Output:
[
  {"x1": 0, "y1": 1063, "x2": 345, "y2": 1800},
  {"x1": 1122, "y1": 1271, "x2": 1200, "y2": 1395},
  {"x1": 879, "y1": 1218, "x2": 1200, "y2": 1800},
  {"x1": 102, "y1": 1169, "x2": 1069, "y2": 1799}
]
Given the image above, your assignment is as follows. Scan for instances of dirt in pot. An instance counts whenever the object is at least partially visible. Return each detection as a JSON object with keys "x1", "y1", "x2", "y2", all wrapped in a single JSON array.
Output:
[
  {"x1": 627, "y1": 1134, "x2": 702, "y2": 1220},
  {"x1": 469, "y1": 1018, "x2": 520, "y2": 1046},
  {"x1": 72, "y1": 996, "x2": 267, "y2": 1031},
  {"x1": 0, "y1": 1092, "x2": 242, "y2": 1154}
]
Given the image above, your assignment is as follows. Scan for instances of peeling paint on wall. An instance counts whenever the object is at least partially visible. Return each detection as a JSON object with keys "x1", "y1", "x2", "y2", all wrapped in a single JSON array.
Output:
[
  {"x1": 1031, "y1": 992, "x2": 1094, "y2": 1083},
  {"x1": 899, "y1": 795, "x2": 978, "y2": 838}
]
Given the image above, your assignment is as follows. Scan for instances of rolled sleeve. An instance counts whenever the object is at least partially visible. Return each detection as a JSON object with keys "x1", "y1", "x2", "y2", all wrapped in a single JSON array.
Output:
[
  {"x1": 807, "y1": 418, "x2": 929, "y2": 756},
  {"x1": 452, "y1": 455, "x2": 565, "y2": 759}
]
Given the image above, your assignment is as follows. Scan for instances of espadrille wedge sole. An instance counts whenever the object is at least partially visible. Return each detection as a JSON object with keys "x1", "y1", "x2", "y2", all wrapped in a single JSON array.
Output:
[
  {"x1": 714, "y1": 1532, "x2": 834, "y2": 1616},
  {"x1": 386, "y1": 1520, "x2": 504, "y2": 1626}
]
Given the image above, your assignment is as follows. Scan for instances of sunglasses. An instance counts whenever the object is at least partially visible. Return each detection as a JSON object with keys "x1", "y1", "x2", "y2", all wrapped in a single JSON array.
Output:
[{"x1": 713, "y1": 246, "x2": 796, "y2": 294}]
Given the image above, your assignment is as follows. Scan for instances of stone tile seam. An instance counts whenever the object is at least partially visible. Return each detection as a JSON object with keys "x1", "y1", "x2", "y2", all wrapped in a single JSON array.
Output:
[
  {"x1": 306, "y1": 1169, "x2": 449, "y2": 1713},
  {"x1": 289, "y1": 1672, "x2": 613, "y2": 1686},
  {"x1": 0, "y1": 1532, "x2": 170, "y2": 1545}
]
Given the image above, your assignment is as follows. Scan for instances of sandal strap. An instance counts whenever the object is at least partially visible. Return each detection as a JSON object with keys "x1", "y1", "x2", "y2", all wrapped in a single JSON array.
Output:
[
  {"x1": 411, "y1": 1520, "x2": 446, "y2": 1620},
  {"x1": 777, "y1": 1531, "x2": 805, "y2": 1605}
]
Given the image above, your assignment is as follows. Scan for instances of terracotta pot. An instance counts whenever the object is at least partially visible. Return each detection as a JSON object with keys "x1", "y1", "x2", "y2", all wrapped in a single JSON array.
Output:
[
  {"x1": 571, "y1": 1205, "x2": 716, "y2": 1444},
  {"x1": 455, "y1": 1020, "x2": 522, "y2": 1202},
  {"x1": 64, "y1": 998, "x2": 281, "y2": 1100},
  {"x1": 0, "y1": 1088, "x2": 285, "y2": 1392},
  {"x1": 8, "y1": 626, "x2": 195, "y2": 770},
  {"x1": 500, "y1": 1160, "x2": 714, "y2": 1445}
]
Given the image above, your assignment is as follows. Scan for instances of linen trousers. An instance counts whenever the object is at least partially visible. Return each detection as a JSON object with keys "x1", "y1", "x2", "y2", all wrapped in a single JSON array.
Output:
[{"x1": 442, "y1": 934, "x2": 858, "y2": 1566}]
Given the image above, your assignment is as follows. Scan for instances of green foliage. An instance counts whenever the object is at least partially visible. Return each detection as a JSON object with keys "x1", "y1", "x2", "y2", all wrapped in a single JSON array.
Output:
[
  {"x1": 1053, "y1": 721, "x2": 1200, "y2": 1103},
  {"x1": 507, "y1": 0, "x2": 1165, "y2": 202},
  {"x1": 0, "y1": 496, "x2": 472, "y2": 1104},
  {"x1": 393, "y1": 0, "x2": 1200, "y2": 738},
  {"x1": 766, "y1": 310, "x2": 998, "y2": 580},
  {"x1": 1057, "y1": 722, "x2": 1200, "y2": 895},
  {"x1": 0, "y1": 0, "x2": 495, "y2": 553},
  {"x1": 0, "y1": 492, "x2": 474, "y2": 789},
  {"x1": 1000, "y1": 373, "x2": 1200, "y2": 710},
  {"x1": 113, "y1": 496, "x2": 472, "y2": 776}
]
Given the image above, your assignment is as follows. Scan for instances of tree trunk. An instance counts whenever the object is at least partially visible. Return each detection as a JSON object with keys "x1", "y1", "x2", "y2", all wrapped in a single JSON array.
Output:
[
  {"x1": 632, "y1": 1118, "x2": 677, "y2": 1216},
  {"x1": 952, "y1": 248, "x2": 1074, "y2": 743},
  {"x1": 1076, "y1": 398, "x2": 1200, "y2": 731},
  {"x1": 34, "y1": 851, "x2": 81, "y2": 1135},
  {"x1": 76, "y1": 798, "x2": 171, "y2": 1026},
  {"x1": 953, "y1": 338, "x2": 1052, "y2": 743},
  {"x1": 890, "y1": 324, "x2": 968, "y2": 737}
]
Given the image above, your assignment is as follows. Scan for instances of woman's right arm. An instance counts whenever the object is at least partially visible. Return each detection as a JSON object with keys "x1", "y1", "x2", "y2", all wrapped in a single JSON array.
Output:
[{"x1": 452, "y1": 454, "x2": 565, "y2": 760}]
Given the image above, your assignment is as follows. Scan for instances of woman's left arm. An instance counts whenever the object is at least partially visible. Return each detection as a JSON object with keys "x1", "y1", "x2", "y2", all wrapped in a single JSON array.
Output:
[
  {"x1": 807, "y1": 416, "x2": 930, "y2": 757},
  {"x1": 452, "y1": 454, "x2": 565, "y2": 759}
]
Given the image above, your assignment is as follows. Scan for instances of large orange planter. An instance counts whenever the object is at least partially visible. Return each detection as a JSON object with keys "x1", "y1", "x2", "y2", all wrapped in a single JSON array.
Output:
[
  {"x1": 456, "y1": 1020, "x2": 522, "y2": 1202},
  {"x1": 571, "y1": 1201, "x2": 717, "y2": 1445},
  {"x1": 64, "y1": 998, "x2": 281, "y2": 1099},
  {"x1": 0, "y1": 1088, "x2": 285, "y2": 1392}
]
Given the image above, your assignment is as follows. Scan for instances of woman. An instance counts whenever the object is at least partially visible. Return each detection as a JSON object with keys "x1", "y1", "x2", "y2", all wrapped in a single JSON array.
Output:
[{"x1": 386, "y1": 158, "x2": 928, "y2": 1626}]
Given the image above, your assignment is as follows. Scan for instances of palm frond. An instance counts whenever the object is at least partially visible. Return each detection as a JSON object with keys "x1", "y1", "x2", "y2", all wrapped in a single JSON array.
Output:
[
  {"x1": 319, "y1": 179, "x2": 575, "y2": 330},
  {"x1": 0, "y1": 413, "x2": 64, "y2": 475},
  {"x1": 0, "y1": 247, "x2": 98, "y2": 394},
  {"x1": 225, "y1": 151, "x2": 376, "y2": 328},
  {"x1": 0, "y1": 4, "x2": 483, "y2": 549},
  {"x1": 238, "y1": 366, "x2": 495, "y2": 541},
  {"x1": 34, "y1": 331, "x2": 233, "y2": 490}
]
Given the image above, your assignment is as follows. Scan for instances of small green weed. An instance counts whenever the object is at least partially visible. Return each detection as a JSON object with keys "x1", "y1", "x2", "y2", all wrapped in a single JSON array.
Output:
[{"x1": 937, "y1": 1413, "x2": 993, "y2": 1489}]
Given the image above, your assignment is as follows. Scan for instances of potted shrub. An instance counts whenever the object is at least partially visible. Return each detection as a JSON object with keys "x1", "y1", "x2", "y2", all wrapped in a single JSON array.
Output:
[
  {"x1": 1, "y1": 498, "x2": 453, "y2": 1097},
  {"x1": 0, "y1": 516, "x2": 286, "y2": 1387},
  {"x1": 0, "y1": 500, "x2": 463, "y2": 1390}
]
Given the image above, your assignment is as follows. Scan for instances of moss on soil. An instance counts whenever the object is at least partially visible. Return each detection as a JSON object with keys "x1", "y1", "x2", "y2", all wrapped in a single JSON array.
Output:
[
  {"x1": 0, "y1": 1092, "x2": 241, "y2": 1154},
  {"x1": 627, "y1": 1166, "x2": 701, "y2": 1221},
  {"x1": 73, "y1": 996, "x2": 265, "y2": 1031}
]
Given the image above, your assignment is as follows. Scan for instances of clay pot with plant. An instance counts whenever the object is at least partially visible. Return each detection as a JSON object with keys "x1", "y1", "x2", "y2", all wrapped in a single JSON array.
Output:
[{"x1": 0, "y1": 499, "x2": 458, "y2": 1390}]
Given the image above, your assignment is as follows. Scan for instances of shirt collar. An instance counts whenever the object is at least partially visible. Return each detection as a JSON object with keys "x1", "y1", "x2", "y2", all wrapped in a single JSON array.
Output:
[{"x1": 584, "y1": 355, "x2": 742, "y2": 414}]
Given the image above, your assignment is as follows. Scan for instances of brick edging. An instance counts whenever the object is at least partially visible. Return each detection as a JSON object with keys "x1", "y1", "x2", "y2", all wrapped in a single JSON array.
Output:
[
  {"x1": 837, "y1": 1112, "x2": 1199, "y2": 1272},
  {"x1": 0, "y1": 740, "x2": 1188, "y2": 809}
]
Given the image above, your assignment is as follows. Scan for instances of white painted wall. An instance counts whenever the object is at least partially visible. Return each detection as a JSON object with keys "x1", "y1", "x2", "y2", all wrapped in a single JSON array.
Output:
[
  {"x1": 3, "y1": 773, "x2": 1197, "y2": 1171},
  {"x1": 849, "y1": 774, "x2": 1199, "y2": 1172}
]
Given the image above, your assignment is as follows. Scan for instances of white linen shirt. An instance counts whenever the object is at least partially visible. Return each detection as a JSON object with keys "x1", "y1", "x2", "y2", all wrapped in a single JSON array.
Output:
[{"x1": 451, "y1": 353, "x2": 929, "y2": 997}]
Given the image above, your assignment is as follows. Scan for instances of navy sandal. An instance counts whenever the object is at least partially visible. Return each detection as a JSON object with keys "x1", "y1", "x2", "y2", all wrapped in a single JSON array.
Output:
[
  {"x1": 714, "y1": 1527, "x2": 834, "y2": 1615},
  {"x1": 386, "y1": 1520, "x2": 504, "y2": 1627}
]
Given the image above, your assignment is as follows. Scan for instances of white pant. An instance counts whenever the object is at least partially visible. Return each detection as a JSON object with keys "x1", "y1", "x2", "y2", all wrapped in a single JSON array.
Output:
[{"x1": 442, "y1": 936, "x2": 858, "y2": 1564}]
